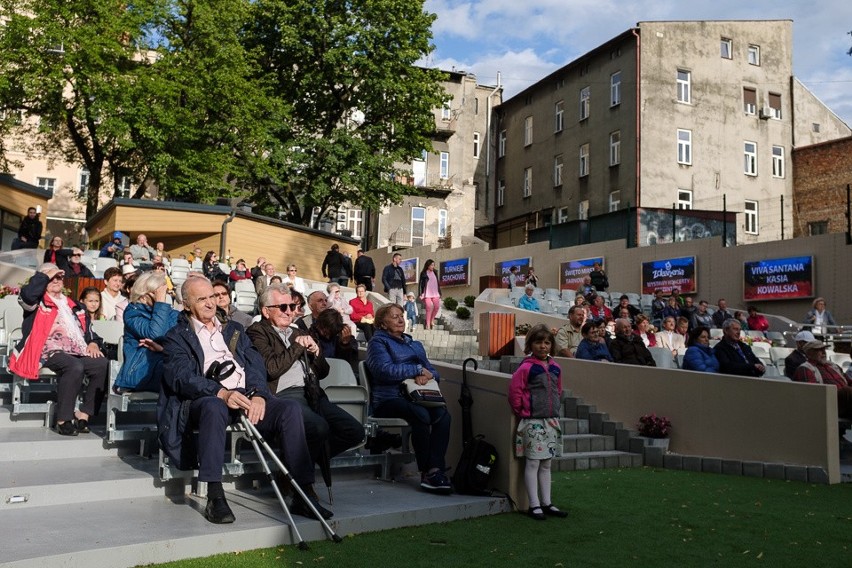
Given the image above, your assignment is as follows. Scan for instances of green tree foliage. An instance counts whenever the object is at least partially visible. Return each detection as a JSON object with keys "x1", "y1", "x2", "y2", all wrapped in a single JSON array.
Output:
[{"x1": 244, "y1": 0, "x2": 447, "y2": 226}]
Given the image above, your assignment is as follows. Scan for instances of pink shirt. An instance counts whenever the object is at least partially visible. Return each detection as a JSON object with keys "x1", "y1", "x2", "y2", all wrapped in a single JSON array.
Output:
[
  {"x1": 424, "y1": 271, "x2": 440, "y2": 298},
  {"x1": 191, "y1": 316, "x2": 245, "y2": 390}
]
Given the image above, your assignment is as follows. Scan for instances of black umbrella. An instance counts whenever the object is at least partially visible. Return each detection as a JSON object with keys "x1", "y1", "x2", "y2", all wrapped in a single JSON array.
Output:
[
  {"x1": 302, "y1": 350, "x2": 334, "y2": 504},
  {"x1": 459, "y1": 358, "x2": 478, "y2": 443}
]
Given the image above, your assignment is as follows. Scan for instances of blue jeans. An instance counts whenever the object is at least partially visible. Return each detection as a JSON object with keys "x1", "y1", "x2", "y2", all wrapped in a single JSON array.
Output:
[{"x1": 373, "y1": 396, "x2": 450, "y2": 472}]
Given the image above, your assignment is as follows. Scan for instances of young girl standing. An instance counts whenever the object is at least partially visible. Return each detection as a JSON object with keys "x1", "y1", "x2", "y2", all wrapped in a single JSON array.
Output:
[{"x1": 509, "y1": 324, "x2": 568, "y2": 520}]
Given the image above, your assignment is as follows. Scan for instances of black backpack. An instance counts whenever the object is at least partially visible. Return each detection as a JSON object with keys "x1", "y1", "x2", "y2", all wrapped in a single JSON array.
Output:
[{"x1": 453, "y1": 435, "x2": 497, "y2": 496}]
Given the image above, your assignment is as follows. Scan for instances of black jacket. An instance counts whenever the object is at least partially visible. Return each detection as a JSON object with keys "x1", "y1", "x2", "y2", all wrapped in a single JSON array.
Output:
[
  {"x1": 610, "y1": 335, "x2": 656, "y2": 366},
  {"x1": 381, "y1": 263, "x2": 406, "y2": 293},
  {"x1": 418, "y1": 270, "x2": 441, "y2": 297},
  {"x1": 354, "y1": 254, "x2": 375, "y2": 280},
  {"x1": 321, "y1": 250, "x2": 346, "y2": 279},
  {"x1": 713, "y1": 340, "x2": 764, "y2": 377},
  {"x1": 18, "y1": 215, "x2": 42, "y2": 242}
]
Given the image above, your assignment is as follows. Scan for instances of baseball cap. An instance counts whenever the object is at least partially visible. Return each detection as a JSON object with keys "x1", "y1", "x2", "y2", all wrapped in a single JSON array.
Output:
[
  {"x1": 803, "y1": 340, "x2": 828, "y2": 352},
  {"x1": 113, "y1": 231, "x2": 123, "y2": 240},
  {"x1": 794, "y1": 330, "x2": 816, "y2": 343}
]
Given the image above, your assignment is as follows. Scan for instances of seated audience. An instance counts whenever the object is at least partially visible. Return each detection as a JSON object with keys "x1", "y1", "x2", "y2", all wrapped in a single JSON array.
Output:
[
  {"x1": 576, "y1": 276, "x2": 594, "y2": 300},
  {"x1": 675, "y1": 317, "x2": 690, "y2": 339},
  {"x1": 611, "y1": 318, "x2": 656, "y2": 366},
  {"x1": 734, "y1": 310, "x2": 750, "y2": 331},
  {"x1": 793, "y1": 341, "x2": 852, "y2": 420},
  {"x1": 656, "y1": 316, "x2": 686, "y2": 356},
  {"x1": 250, "y1": 257, "x2": 267, "y2": 283},
  {"x1": 650, "y1": 289, "x2": 666, "y2": 322},
  {"x1": 713, "y1": 319, "x2": 765, "y2": 377},
  {"x1": 43, "y1": 236, "x2": 72, "y2": 272},
  {"x1": 159, "y1": 277, "x2": 320, "y2": 524},
  {"x1": 66, "y1": 248, "x2": 95, "y2": 278},
  {"x1": 366, "y1": 303, "x2": 452, "y2": 493},
  {"x1": 614, "y1": 306, "x2": 633, "y2": 324},
  {"x1": 326, "y1": 283, "x2": 357, "y2": 332},
  {"x1": 575, "y1": 321, "x2": 613, "y2": 362},
  {"x1": 13, "y1": 206, "x2": 42, "y2": 249},
  {"x1": 348, "y1": 284, "x2": 375, "y2": 341},
  {"x1": 255, "y1": 262, "x2": 277, "y2": 295},
  {"x1": 100, "y1": 266, "x2": 128, "y2": 323},
  {"x1": 784, "y1": 330, "x2": 815, "y2": 379},
  {"x1": 633, "y1": 314, "x2": 657, "y2": 347},
  {"x1": 589, "y1": 262, "x2": 608, "y2": 291},
  {"x1": 682, "y1": 326, "x2": 719, "y2": 373},
  {"x1": 283, "y1": 264, "x2": 307, "y2": 295},
  {"x1": 679, "y1": 296, "x2": 696, "y2": 324},
  {"x1": 691, "y1": 300, "x2": 713, "y2": 330},
  {"x1": 228, "y1": 259, "x2": 251, "y2": 287},
  {"x1": 587, "y1": 294, "x2": 612, "y2": 323},
  {"x1": 660, "y1": 296, "x2": 681, "y2": 321},
  {"x1": 615, "y1": 295, "x2": 641, "y2": 319},
  {"x1": 202, "y1": 251, "x2": 227, "y2": 283},
  {"x1": 310, "y1": 308, "x2": 359, "y2": 369},
  {"x1": 79, "y1": 287, "x2": 104, "y2": 322},
  {"x1": 297, "y1": 291, "x2": 328, "y2": 331},
  {"x1": 247, "y1": 284, "x2": 364, "y2": 515},
  {"x1": 555, "y1": 306, "x2": 586, "y2": 358},
  {"x1": 804, "y1": 297, "x2": 836, "y2": 336},
  {"x1": 99, "y1": 232, "x2": 125, "y2": 258},
  {"x1": 212, "y1": 280, "x2": 253, "y2": 329},
  {"x1": 746, "y1": 306, "x2": 769, "y2": 332},
  {"x1": 711, "y1": 298, "x2": 734, "y2": 328},
  {"x1": 10, "y1": 263, "x2": 108, "y2": 436},
  {"x1": 129, "y1": 233, "x2": 156, "y2": 270},
  {"x1": 517, "y1": 284, "x2": 541, "y2": 312},
  {"x1": 113, "y1": 271, "x2": 179, "y2": 393}
]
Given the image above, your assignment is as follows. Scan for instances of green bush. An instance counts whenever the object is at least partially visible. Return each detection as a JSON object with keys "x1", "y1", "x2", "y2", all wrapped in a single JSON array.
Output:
[
  {"x1": 463, "y1": 295, "x2": 476, "y2": 308},
  {"x1": 455, "y1": 306, "x2": 471, "y2": 319},
  {"x1": 443, "y1": 297, "x2": 459, "y2": 311}
]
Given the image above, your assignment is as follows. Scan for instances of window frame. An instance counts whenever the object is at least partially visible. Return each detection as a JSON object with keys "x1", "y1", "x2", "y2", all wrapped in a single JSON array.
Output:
[
  {"x1": 554, "y1": 100, "x2": 564, "y2": 132},
  {"x1": 579, "y1": 86, "x2": 590, "y2": 121},
  {"x1": 772, "y1": 145, "x2": 785, "y2": 178},
  {"x1": 553, "y1": 154, "x2": 563, "y2": 187},
  {"x1": 677, "y1": 129, "x2": 692, "y2": 165},
  {"x1": 743, "y1": 87, "x2": 757, "y2": 115},
  {"x1": 610, "y1": 71, "x2": 621, "y2": 107},
  {"x1": 579, "y1": 143, "x2": 590, "y2": 177},
  {"x1": 609, "y1": 190, "x2": 620, "y2": 212},
  {"x1": 721, "y1": 38, "x2": 733, "y2": 59},
  {"x1": 609, "y1": 131, "x2": 621, "y2": 166},
  {"x1": 524, "y1": 116, "x2": 533, "y2": 146},
  {"x1": 37, "y1": 177, "x2": 56, "y2": 193},
  {"x1": 472, "y1": 132, "x2": 480, "y2": 159},
  {"x1": 676, "y1": 69, "x2": 691, "y2": 104},
  {"x1": 768, "y1": 93, "x2": 782, "y2": 120},
  {"x1": 439, "y1": 151, "x2": 450, "y2": 179},
  {"x1": 411, "y1": 206, "x2": 426, "y2": 246},
  {"x1": 523, "y1": 167, "x2": 532, "y2": 197},
  {"x1": 744, "y1": 200, "x2": 759, "y2": 235},
  {"x1": 677, "y1": 189, "x2": 693, "y2": 210},
  {"x1": 498, "y1": 130, "x2": 506, "y2": 158},
  {"x1": 438, "y1": 209, "x2": 448, "y2": 238},
  {"x1": 78, "y1": 169, "x2": 90, "y2": 198},
  {"x1": 744, "y1": 141, "x2": 757, "y2": 176},
  {"x1": 441, "y1": 102, "x2": 451, "y2": 120},
  {"x1": 747, "y1": 44, "x2": 760, "y2": 66},
  {"x1": 497, "y1": 178, "x2": 505, "y2": 207}
]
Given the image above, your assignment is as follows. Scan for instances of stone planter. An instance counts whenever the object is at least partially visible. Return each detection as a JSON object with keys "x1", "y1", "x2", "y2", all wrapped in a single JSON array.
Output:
[{"x1": 639, "y1": 436, "x2": 670, "y2": 452}]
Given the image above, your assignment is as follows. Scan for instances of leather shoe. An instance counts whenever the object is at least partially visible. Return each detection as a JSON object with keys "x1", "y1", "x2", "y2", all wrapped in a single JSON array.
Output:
[
  {"x1": 75, "y1": 419, "x2": 90, "y2": 434},
  {"x1": 56, "y1": 421, "x2": 78, "y2": 436},
  {"x1": 204, "y1": 497, "x2": 235, "y2": 524},
  {"x1": 290, "y1": 487, "x2": 333, "y2": 520}
]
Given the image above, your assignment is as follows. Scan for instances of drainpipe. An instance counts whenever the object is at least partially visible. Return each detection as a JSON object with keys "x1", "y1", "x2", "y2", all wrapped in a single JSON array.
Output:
[
  {"x1": 485, "y1": 72, "x2": 503, "y2": 221},
  {"x1": 220, "y1": 209, "x2": 236, "y2": 258},
  {"x1": 632, "y1": 28, "x2": 641, "y2": 244}
]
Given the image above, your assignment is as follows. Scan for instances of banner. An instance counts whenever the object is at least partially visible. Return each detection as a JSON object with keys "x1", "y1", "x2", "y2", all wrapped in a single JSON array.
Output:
[
  {"x1": 559, "y1": 257, "x2": 603, "y2": 290},
  {"x1": 495, "y1": 258, "x2": 531, "y2": 288},
  {"x1": 438, "y1": 258, "x2": 471, "y2": 288},
  {"x1": 743, "y1": 256, "x2": 814, "y2": 301},
  {"x1": 641, "y1": 256, "x2": 696, "y2": 295},
  {"x1": 399, "y1": 257, "x2": 419, "y2": 286}
]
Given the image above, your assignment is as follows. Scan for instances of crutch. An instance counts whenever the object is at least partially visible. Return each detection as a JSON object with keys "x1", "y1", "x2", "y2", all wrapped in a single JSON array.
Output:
[{"x1": 238, "y1": 414, "x2": 343, "y2": 547}]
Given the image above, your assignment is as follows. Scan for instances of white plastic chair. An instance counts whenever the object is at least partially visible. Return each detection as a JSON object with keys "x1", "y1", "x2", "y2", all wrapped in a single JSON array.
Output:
[{"x1": 649, "y1": 346, "x2": 674, "y2": 369}]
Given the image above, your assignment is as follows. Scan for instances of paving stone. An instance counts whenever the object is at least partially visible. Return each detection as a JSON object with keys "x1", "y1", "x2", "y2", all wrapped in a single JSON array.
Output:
[
  {"x1": 722, "y1": 460, "x2": 742, "y2": 476},
  {"x1": 764, "y1": 463, "x2": 786, "y2": 480},
  {"x1": 602, "y1": 420, "x2": 622, "y2": 437},
  {"x1": 784, "y1": 465, "x2": 808, "y2": 482},
  {"x1": 742, "y1": 461, "x2": 764, "y2": 478},
  {"x1": 563, "y1": 438, "x2": 577, "y2": 453},
  {"x1": 563, "y1": 398, "x2": 579, "y2": 418},
  {"x1": 701, "y1": 458, "x2": 722, "y2": 474},
  {"x1": 644, "y1": 446, "x2": 664, "y2": 468},
  {"x1": 619, "y1": 453, "x2": 638, "y2": 468},
  {"x1": 807, "y1": 467, "x2": 830, "y2": 484},
  {"x1": 590, "y1": 436, "x2": 606, "y2": 452},
  {"x1": 575, "y1": 458, "x2": 590, "y2": 470},
  {"x1": 562, "y1": 419, "x2": 580, "y2": 435},
  {"x1": 604, "y1": 455, "x2": 619, "y2": 468},
  {"x1": 682, "y1": 455, "x2": 702, "y2": 472},
  {"x1": 576, "y1": 437, "x2": 591, "y2": 452},
  {"x1": 615, "y1": 429, "x2": 635, "y2": 452},
  {"x1": 589, "y1": 412, "x2": 608, "y2": 434},
  {"x1": 576, "y1": 404, "x2": 596, "y2": 420},
  {"x1": 628, "y1": 437, "x2": 645, "y2": 454},
  {"x1": 663, "y1": 454, "x2": 683, "y2": 470}
]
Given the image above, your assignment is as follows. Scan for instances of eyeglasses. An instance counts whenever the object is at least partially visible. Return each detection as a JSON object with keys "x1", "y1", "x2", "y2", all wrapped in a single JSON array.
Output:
[
  {"x1": 288, "y1": 269, "x2": 297, "y2": 273},
  {"x1": 50, "y1": 274, "x2": 64, "y2": 281},
  {"x1": 71, "y1": 253, "x2": 82, "y2": 257},
  {"x1": 212, "y1": 292, "x2": 229, "y2": 298},
  {"x1": 268, "y1": 303, "x2": 299, "y2": 312}
]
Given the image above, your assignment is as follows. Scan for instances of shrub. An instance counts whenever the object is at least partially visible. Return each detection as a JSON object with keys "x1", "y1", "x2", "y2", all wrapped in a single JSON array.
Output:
[
  {"x1": 637, "y1": 413, "x2": 672, "y2": 438},
  {"x1": 455, "y1": 306, "x2": 471, "y2": 319},
  {"x1": 443, "y1": 297, "x2": 459, "y2": 311},
  {"x1": 463, "y1": 295, "x2": 476, "y2": 308},
  {"x1": 515, "y1": 323, "x2": 532, "y2": 336}
]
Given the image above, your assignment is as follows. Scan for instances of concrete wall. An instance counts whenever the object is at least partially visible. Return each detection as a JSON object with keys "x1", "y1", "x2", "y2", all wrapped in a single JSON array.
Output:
[
  {"x1": 368, "y1": 230, "x2": 851, "y2": 324},
  {"x1": 792, "y1": 136, "x2": 852, "y2": 237},
  {"x1": 791, "y1": 79, "x2": 852, "y2": 148}
]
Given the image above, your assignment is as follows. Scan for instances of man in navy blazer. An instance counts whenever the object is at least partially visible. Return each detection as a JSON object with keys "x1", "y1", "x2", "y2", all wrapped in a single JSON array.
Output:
[{"x1": 713, "y1": 319, "x2": 765, "y2": 377}]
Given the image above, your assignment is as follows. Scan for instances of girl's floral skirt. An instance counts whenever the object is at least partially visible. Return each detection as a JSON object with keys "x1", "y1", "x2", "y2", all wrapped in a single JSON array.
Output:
[{"x1": 515, "y1": 417, "x2": 563, "y2": 459}]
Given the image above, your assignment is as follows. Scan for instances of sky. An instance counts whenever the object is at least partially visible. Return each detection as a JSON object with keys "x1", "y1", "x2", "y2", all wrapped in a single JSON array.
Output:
[{"x1": 422, "y1": 0, "x2": 852, "y2": 126}]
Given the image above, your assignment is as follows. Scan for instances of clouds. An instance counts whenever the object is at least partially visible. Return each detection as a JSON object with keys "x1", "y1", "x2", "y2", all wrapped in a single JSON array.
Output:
[{"x1": 425, "y1": 0, "x2": 852, "y2": 124}]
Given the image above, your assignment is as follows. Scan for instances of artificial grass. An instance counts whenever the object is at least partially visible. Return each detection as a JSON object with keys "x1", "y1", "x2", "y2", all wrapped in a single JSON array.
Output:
[{"x1": 148, "y1": 467, "x2": 852, "y2": 568}]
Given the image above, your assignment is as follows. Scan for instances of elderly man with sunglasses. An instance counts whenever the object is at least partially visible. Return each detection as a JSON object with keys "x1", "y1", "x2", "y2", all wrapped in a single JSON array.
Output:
[
  {"x1": 247, "y1": 285, "x2": 364, "y2": 508},
  {"x1": 159, "y1": 277, "x2": 323, "y2": 524}
]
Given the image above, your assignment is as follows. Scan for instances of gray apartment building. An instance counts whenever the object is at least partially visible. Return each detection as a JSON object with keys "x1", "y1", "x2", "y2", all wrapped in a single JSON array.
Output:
[{"x1": 492, "y1": 20, "x2": 851, "y2": 248}]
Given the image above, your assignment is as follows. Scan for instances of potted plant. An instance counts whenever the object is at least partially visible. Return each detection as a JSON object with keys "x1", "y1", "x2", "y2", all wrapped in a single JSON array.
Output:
[{"x1": 637, "y1": 413, "x2": 672, "y2": 451}]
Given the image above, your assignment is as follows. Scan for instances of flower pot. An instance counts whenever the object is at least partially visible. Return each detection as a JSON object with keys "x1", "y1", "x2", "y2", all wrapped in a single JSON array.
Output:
[{"x1": 640, "y1": 436, "x2": 670, "y2": 452}]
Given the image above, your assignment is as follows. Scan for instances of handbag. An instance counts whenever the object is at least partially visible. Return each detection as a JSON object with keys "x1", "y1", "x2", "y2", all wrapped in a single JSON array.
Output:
[{"x1": 400, "y1": 378, "x2": 446, "y2": 407}]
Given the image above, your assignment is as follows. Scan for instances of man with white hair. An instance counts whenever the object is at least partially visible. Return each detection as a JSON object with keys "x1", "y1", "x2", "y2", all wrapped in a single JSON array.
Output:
[
  {"x1": 609, "y1": 318, "x2": 656, "y2": 366},
  {"x1": 66, "y1": 247, "x2": 94, "y2": 278},
  {"x1": 129, "y1": 233, "x2": 156, "y2": 270},
  {"x1": 784, "y1": 330, "x2": 815, "y2": 379},
  {"x1": 793, "y1": 340, "x2": 852, "y2": 420}
]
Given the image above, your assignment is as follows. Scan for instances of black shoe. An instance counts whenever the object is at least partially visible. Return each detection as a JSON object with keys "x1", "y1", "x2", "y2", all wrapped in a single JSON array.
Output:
[
  {"x1": 56, "y1": 421, "x2": 78, "y2": 436},
  {"x1": 541, "y1": 504, "x2": 568, "y2": 518},
  {"x1": 75, "y1": 419, "x2": 90, "y2": 434},
  {"x1": 290, "y1": 488, "x2": 333, "y2": 520},
  {"x1": 527, "y1": 506, "x2": 546, "y2": 521},
  {"x1": 204, "y1": 497, "x2": 236, "y2": 524}
]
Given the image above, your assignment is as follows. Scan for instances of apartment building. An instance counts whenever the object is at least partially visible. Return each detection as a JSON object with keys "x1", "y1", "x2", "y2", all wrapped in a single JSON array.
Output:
[{"x1": 492, "y1": 20, "x2": 851, "y2": 248}]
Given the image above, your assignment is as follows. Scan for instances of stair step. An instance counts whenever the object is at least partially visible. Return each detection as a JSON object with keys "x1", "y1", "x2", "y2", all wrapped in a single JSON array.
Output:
[
  {"x1": 554, "y1": 450, "x2": 643, "y2": 471},
  {"x1": 0, "y1": 427, "x2": 132, "y2": 462},
  {"x1": 560, "y1": 417, "x2": 589, "y2": 434},
  {"x1": 562, "y1": 434, "x2": 615, "y2": 453}
]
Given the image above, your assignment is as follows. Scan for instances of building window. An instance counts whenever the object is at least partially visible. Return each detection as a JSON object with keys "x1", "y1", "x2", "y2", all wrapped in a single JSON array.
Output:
[
  {"x1": 553, "y1": 154, "x2": 563, "y2": 187},
  {"x1": 743, "y1": 87, "x2": 757, "y2": 115},
  {"x1": 609, "y1": 131, "x2": 621, "y2": 166},
  {"x1": 579, "y1": 143, "x2": 589, "y2": 177},
  {"x1": 677, "y1": 189, "x2": 693, "y2": 210},
  {"x1": 744, "y1": 141, "x2": 757, "y2": 176},
  {"x1": 721, "y1": 38, "x2": 732, "y2": 59},
  {"x1": 37, "y1": 177, "x2": 56, "y2": 193},
  {"x1": 438, "y1": 209, "x2": 447, "y2": 238},
  {"x1": 441, "y1": 102, "x2": 451, "y2": 120},
  {"x1": 578, "y1": 200, "x2": 589, "y2": 220},
  {"x1": 609, "y1": 190, "x2": 620, "y2": 212},
  {"x1": 744, "y1": 200, "x2": 758, "y2": 234},
  {"x1": 524, "y1": 116, "x2": 533, "y2": 146},
  {"x1": 117, "y1": 176, "x2": 133, "y2": 198},
  {"x1": 498, "y1": 130, "x2": 506, "y2": 158},
  {"x1": 497, "y1": 178, "x2": 505, "y2": 207},
  {"x1": 676, "y1": 70, "x2": 691, "y2": 104},
  {"x1": 472, "y1": 132, "x2": 480, "y2": 159},
  {"x1": 772, "y1": 145, "x2": 785, "y2": 178},
  {"x1": 812, "y1": 122, "x2": 821, "y2": 133},
  {"x1": 411, "y1": 207, "x2": 426, "y2": 246},
  {"x1": 523, "y1": 167, "x2": 532, "y2": 197},
  {"x1": 579, "y1": 86, "x2": 590, "y2": 121},
  {"x1": 78, "y1": 169, "x2": 90, "y2": 198},
  {"x1": 808, "y1": 221, "x2": 828, "y2": 235},
  {"x1": 747, "y1": 44, "x2": 760, "y2": 66},
  {"x1": 610, "y1": 71, "x2": 621, "y2": 107},
  {"x1": 347, "y1": 209, "x2": 363, "y2": 239},
  {"x1": 768, "y1": 93, "x2": 782, "y2": 120},
  {"x1": 439, "y1": 151, "x2": 449, "y2": 179},
  {"x1": 677, "y1": 129, "x2": 692, "y2": 165},
  {"x1": 474, "y1": 98, "x2": 479, "y2": 115},
  {"x1": 554, "y1": 100, "x2": 564, "y2": 133},
  {"x1": 556, "y1": 206, "x2": 569, "y2": 224}
]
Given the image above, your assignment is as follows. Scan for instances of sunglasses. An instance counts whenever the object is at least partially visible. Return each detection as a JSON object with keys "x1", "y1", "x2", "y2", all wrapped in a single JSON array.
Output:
[
  {"x1": 71, "y1": 253, "x2": 82, "y2": 257},
  {"x1": 50, "y1": 274, "x2": 64, "y2": 281},
  {"x1": 268, "y1": 303, "x2": 299, "y2": 312},
  {"x1": 212, "y1": 292, "x2": 229, "y2": 298}
]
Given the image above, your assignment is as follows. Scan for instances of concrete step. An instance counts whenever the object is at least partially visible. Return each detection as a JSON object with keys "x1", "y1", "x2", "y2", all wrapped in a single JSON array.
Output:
[
  {"x1": 0, "y1": 454, "x2": 168, "y2": 509},
  {"x1": 554, "y1": 450, "x2": 643, "y2": 471},
  {"x1": 0, "y1": 475, "x2": 511, "y2": 567},
  {"x1": 560, "y1": 417, "x2": 589, "y2": 435},
  {"x1": 0, "y1": 427, "x2": 132, "y2": 462},
  {"x1": 562, "y1": 433, "x2": 615, "y2": 453}
]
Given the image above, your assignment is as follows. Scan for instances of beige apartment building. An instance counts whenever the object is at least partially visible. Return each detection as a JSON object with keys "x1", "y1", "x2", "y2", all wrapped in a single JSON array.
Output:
[{"x1": 492, "y1": 20, "x2": 851, "y2": 248}]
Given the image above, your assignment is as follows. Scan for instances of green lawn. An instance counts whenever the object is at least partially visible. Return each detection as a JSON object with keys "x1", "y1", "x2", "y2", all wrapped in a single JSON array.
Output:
[{"x1": 149, "y1": 467, "x2": 852, "y2": 568}]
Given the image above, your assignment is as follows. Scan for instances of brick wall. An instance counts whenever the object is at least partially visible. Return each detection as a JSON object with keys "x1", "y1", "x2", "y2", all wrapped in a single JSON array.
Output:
[{"x1": 792, "y1": 136, "x2": 852, "y2": 237}]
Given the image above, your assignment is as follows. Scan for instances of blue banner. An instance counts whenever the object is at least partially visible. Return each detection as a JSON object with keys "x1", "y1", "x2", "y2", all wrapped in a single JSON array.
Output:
[
  {"x1": 641, "y1": 256, "x2": 696, "y2": 295},
  {"x1": 439, "y1": 258, "x2": 471, "y2": 287}
]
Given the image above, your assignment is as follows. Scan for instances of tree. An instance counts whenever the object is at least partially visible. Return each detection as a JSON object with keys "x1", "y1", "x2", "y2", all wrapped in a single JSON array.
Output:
[
  {"x1": 244, "y1": 0, "x2": 447, "y2": 227},
  {"x1": 0, "y1": 0, "x2": 166, "y2": 219}
]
